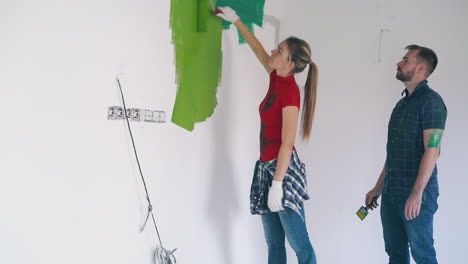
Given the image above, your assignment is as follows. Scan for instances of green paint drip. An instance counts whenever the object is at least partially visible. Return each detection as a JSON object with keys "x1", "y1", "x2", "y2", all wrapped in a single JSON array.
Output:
[
  {"x1": 428, "y1": 129, "x2": 444, "y2": 148},
  {"x1": 170, "y1": 0, "x2": 222, "y2": 131},
  {"x1": 217, "y1": 0, "x2": 266, "y2": 44}
]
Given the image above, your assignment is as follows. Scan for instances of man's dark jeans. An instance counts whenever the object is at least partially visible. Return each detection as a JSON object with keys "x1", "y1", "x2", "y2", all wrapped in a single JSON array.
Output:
[{"x1": 381, "y1": 191, "x2": 439, "y2": 264}]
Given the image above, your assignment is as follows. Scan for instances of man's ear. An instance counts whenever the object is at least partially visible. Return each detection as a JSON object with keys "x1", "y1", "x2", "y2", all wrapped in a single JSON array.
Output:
[{"x1": 418, "y1": 63, "x2": 427, "y2": 75}]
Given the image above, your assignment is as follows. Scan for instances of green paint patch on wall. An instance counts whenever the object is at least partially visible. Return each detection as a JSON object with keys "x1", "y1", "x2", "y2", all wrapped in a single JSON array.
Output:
[
  {"x1": 217, "y1": 0, "x2": 266, "y2": 44},
  {"x1": 170, "y1": 0, "x2": 222, "y2": 131}
]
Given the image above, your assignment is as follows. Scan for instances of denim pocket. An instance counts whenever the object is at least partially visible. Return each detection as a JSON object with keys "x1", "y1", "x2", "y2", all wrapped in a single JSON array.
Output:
[{"x1": 422, "y1": 191, "x2": 439, "y2": 214}]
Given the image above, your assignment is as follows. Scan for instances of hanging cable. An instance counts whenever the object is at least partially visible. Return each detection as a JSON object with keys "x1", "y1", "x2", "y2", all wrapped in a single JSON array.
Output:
[
  {"x1": 116, "y1": 77, "x2": 177, "y2": 264},
  {"x1": 378, "y1": 28, "x2": 391, "y2": 63}
]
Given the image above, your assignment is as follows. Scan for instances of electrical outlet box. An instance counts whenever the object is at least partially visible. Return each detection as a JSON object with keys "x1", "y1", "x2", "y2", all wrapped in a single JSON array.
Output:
[
  {"x1": 108, "y1": 106, "x2": 166, "y2": 123},
  {"x1": 108, "y1": 106, "x2": 123, "y2": 120}
]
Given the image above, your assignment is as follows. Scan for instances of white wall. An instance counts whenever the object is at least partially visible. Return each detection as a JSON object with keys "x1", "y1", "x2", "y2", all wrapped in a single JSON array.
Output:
[{"x1": 1, "y1": 0, "x2": 467, "y2": 263}]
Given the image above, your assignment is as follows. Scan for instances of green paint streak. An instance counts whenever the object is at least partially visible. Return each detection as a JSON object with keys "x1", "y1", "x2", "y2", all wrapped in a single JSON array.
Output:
[
  {"x1": 217, "y1": 0, "x2": 266, "y2": 44},
  {"x1": 428, "y1": 129, "x2": 444, "y2": 148},
  {"x1": 170, "y1": 0, "x2": 222, "y2": 131},
  {"x1": 197, "y1": 0, "x2": 207, "y2": 32}
]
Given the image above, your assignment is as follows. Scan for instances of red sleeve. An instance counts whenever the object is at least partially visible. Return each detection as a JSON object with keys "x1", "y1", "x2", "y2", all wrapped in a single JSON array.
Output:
[{"x1": 280, "y1": 85, "x2": 300, "y2": 109}]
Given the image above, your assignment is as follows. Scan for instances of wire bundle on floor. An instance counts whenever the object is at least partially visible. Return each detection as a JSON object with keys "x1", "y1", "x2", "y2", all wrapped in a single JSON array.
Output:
[{"x1": 116, "y1": 77, "x2": 177, "y2": 264}]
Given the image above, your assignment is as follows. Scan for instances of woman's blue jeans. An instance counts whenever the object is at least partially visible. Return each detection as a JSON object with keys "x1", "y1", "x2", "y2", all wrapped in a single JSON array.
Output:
[
  {"x1": 261, "y1": 206, "x2": 317, "y2": 264},
  {"x1": 381, "y1": 191, "x2": 439, "y2": 264}
]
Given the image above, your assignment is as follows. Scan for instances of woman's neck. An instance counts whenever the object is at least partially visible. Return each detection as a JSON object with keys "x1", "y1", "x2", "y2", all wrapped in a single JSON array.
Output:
[{"x1": 276, "y1": 68, "x2": 292, "y2": 77}]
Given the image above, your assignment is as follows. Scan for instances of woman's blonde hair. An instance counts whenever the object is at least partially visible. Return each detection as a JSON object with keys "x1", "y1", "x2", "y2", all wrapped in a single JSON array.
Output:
[{"x1": 285, "y1": 37, "x2": 318, "y2": 141}]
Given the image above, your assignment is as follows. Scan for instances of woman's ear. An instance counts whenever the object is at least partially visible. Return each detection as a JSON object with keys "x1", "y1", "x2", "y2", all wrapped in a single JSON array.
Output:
[{"x1": 288, "y1": 61, "x2": 295, "y2": 74}]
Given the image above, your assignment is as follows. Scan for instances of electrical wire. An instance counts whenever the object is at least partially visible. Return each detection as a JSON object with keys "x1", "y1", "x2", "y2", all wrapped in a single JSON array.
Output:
[
  {"x1": 116, "y1": 77, "x2": 177, "y2": 264},
  {"x1": 378, "y1": 28, "x2": 390, "y2": 63}
]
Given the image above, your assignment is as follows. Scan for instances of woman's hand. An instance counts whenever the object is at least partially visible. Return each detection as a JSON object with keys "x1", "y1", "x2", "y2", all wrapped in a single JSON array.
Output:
[
  {"x1": 268, "y1": 180, "x2": 285, "y2": 212},
  {"x1": 216, "y1": 6, "x2": 240, "y2": 23}
]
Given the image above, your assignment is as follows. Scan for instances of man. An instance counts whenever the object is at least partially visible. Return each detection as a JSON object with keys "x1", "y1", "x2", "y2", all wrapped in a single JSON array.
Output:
[{"x1": 365, "y1": 45, "x2": 447, "y2": 264}]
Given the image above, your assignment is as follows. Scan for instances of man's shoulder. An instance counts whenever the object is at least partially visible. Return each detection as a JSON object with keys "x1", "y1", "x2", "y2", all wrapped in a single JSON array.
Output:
[
  {"x1": 420, "y1": 85, "x2": 444, "y2": 102},
  {"x1": 394, "y1": 97, "x2": 406, "y2": 108}
]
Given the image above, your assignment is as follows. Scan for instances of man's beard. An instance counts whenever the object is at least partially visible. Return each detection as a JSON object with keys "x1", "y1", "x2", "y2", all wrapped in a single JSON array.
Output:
[{"x1": 396, "y1": 67, "x2": 415, "y2": 82}]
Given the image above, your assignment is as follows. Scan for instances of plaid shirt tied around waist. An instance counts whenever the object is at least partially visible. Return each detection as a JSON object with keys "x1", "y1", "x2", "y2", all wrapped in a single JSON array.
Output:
[{"x1": 250, "y1": 150, "x2": 309, "y2": 218}]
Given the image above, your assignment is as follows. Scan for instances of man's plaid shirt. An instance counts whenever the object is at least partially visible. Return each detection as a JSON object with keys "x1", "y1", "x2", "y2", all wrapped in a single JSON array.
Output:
[
  {"x1": 250, "y1": 150, "x2": 309, "y2": 219},
  {"x1": 383, "y1": 80, "x2": 447, "y2": 197}
]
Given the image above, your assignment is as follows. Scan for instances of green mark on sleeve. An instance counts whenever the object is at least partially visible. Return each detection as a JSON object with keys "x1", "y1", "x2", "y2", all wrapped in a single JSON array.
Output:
[{"x1": 428, "y1": 129, "x2": 444, "y2": 148}]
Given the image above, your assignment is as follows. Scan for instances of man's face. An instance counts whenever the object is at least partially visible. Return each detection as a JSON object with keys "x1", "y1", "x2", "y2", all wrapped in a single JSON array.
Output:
[{"x1": 396, "y1": 50, "x2": 419, "y2": 82}]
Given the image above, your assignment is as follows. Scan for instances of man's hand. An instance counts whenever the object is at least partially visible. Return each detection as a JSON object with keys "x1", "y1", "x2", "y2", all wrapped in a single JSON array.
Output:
[
  {"x1": 215, "y1": 6, "x2": 240, "y2": 23},
  {"x1": 365, "y1": 188, "x2": 381, "y2": 210},
  {"x1": 268, "y1": 180, "x2": 285, "y2": 212},
  {"x1": 405, "y1": 192, "x2": 423, "y2": 220}
]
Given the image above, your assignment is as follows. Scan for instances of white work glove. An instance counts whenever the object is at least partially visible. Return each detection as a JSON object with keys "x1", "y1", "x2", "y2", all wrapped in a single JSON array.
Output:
[
  {"x1": 268, "y1": 180, "x2": 285, "y2": 212},
  {"x1": 216, "y1": 6, "x2": 240, "y2": 23}
]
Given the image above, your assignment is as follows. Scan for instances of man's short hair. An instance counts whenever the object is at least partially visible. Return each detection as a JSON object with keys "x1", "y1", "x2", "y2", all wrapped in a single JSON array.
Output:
[{"x1": 406, "y1": 45, "x2": 438, "y2": 77}]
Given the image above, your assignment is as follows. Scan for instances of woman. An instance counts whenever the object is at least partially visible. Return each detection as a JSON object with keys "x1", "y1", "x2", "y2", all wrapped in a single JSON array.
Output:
[{"x1": 217, "y1": 6, "x2": 318, "y2": 264}]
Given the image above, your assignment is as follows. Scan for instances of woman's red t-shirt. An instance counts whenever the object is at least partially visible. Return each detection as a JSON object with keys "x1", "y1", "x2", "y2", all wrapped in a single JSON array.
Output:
[{"x1": 259, "y1": 70, "x2": 300, "y2": 162}]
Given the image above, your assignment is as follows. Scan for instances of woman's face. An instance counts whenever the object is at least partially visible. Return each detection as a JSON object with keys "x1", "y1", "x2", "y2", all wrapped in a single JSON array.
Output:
[{"x1": 268, "y1": 41, "x2": 291, "y2": 70}]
